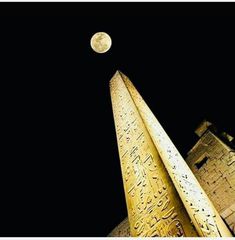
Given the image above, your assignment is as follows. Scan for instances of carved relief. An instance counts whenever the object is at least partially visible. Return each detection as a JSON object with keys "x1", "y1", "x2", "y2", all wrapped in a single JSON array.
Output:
[
  {"x1": 114, "y1": 71, "x2": 232, "y2": 237},
  {"x1": 110, "y1": 72, "x2": 198, "y2": 237}
]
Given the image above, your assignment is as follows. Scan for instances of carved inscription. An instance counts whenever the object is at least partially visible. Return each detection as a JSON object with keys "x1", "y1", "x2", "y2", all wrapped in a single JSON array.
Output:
[
  {"x1": 118, "y1": 72, "x2": 232, "y2": 237},
  {"x1": 110, "y1": 72, "x2": 198, "y2": 237}
]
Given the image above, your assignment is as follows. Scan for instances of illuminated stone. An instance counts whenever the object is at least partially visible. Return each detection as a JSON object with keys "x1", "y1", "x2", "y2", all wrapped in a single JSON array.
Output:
[
  {"x1": 109, "y1": 71, "x2": 232, "y2": 237},
  {"x1": 186, "y1": 121, "x2": 235, "y2": 234}
]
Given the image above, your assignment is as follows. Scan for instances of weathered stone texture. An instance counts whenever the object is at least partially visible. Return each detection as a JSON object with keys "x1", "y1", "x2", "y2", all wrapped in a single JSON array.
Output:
[{"x1": 186, "y1": 130, "x2": 235, "y2": 234}]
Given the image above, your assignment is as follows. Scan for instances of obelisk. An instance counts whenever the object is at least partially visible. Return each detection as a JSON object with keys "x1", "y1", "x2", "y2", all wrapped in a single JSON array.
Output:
[
  {"x1": 110, "y1": 71, "x2": 232, "y2": 237},
  {"x1": 110, "y1": 71, "x2": 197, "y2": 237}
]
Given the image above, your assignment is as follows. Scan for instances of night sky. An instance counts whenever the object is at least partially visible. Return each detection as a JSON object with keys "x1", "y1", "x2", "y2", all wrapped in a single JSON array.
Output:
[{"x1": 0, "y1": 3, "x2": 235, "y2": 237}]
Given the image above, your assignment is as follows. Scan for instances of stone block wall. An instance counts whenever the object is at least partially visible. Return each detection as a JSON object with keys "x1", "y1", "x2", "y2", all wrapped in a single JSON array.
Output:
[{"x1": 186, "y1": 131, "x2": 235, "y2": 234}]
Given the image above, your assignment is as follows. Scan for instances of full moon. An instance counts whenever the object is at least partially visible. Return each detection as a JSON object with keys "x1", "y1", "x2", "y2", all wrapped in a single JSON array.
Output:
[{"x1": 90, "y1": 32, "x2": 112, "y2": 54}]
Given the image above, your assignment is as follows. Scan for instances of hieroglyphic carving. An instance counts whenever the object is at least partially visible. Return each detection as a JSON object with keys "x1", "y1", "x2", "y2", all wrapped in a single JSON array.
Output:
[
  {"x1": 186, "y1": 129, "x2": 235, "y2": 234},
  {"x1": 118, "y1": 71, "x2": 232, "y2": 237},
  {"x1": 110, "y1": 71, "x2": 198, "y2": 237},
  {"x1": 228, "y1": 151, "x2": 235, "y2": 166}
]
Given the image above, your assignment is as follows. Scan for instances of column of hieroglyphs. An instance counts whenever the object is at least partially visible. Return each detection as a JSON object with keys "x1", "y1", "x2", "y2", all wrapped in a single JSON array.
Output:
[
  {"x1": 110, "y1": 71, "x2": 198, "y2": 237},
  {"x1": 118, "y1": 71, "x2": 232, "y2": 237}
]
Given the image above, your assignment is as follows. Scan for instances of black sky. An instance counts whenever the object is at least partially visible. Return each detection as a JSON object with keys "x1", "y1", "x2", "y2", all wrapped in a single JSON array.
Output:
[{"x1": 0, "y1": 3, "x2": 235, "y2": 237}]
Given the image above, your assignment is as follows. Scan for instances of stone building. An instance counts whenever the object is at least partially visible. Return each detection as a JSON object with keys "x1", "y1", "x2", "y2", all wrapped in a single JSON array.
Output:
[{"x1": 186, "y1": 120, "x2": 235, "y2": 235}]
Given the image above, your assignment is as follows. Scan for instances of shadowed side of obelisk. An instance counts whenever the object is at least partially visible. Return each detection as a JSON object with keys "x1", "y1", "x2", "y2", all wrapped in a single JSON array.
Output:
[
  {"x1": 109, "y1": 71, "x2": 198, "y2": 237},
  {"x1": 119, "y1": 71, "x2": 232, "y2": 237}
]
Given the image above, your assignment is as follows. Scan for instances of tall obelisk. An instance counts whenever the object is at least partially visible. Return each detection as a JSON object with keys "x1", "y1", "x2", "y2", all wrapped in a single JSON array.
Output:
[{"x1": 110, "y1": 71, "x2": 232, "y2": 237}]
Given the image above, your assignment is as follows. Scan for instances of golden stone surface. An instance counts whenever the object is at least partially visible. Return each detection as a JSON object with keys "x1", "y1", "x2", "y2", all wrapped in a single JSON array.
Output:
[
  {"x1": 110, "y1": 71, "x2": 232, "y2": 237},
  {"x1": 186, "y1": 126, "x2": 235, "y2": 234}
]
